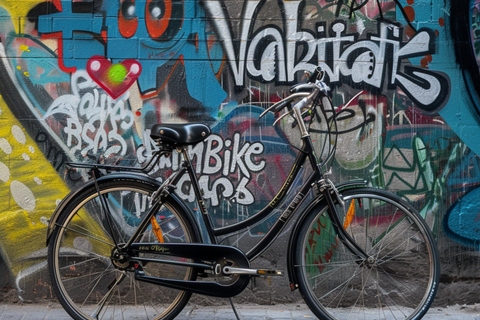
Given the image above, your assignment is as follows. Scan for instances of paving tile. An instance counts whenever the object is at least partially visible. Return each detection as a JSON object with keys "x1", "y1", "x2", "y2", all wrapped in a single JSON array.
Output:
[{"x1": 0, "y1": 302, "x2": 478, "y2": 319}]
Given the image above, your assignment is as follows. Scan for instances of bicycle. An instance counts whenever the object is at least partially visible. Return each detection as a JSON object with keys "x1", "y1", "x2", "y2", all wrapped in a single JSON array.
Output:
[{"x1": 46, "y1": 67, "x2": 440, "y2": 320}]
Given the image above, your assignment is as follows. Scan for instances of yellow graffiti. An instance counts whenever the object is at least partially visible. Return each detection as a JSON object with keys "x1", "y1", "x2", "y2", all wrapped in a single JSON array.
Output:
[
  {"x1": 0, "y1": 94, "x2": 70, "y2": 276},
  {"x1": 0, "y1": 1, "x2": 44, "y2": 34},
  {"x1": 19, "y1": 45, "x2": 30, "y2": 52}
]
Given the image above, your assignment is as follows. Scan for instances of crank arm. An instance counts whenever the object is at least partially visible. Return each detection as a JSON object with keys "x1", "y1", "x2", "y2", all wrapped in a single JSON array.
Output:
[{"x1": 222, "y1": 266, "x2": 283, "y2": 277}]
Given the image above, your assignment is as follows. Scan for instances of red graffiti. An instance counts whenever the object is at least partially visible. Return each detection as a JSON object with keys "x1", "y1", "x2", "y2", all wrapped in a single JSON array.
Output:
[{"x1": 86, "y1": 56, "x2": 142, "y2": 99}]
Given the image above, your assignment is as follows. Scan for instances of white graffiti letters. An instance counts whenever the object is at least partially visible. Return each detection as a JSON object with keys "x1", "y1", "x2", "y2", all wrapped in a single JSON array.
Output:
[
  {"x1": 137, "y1": 132, "x2": 265, "y2": 206},
  {"x1": 44, "y1": 71, "x2": 134, "y2": 157},
  {"x1": 201, "y1": 0, "x2": 450, "y2": 111}
]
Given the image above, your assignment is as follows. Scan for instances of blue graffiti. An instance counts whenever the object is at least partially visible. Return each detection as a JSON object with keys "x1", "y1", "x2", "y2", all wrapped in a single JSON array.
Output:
[
  {"x1": 37, "y1": 0, "x2": 226, "y2": 118},
  {"x1": 443, "y1": 186, "x2": 480, "y2": 248}
]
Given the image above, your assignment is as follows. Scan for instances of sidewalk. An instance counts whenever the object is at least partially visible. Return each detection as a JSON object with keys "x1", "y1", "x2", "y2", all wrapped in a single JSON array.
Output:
[{"x1": 0, "y1": 303, "x2": 479, "y2": 320}]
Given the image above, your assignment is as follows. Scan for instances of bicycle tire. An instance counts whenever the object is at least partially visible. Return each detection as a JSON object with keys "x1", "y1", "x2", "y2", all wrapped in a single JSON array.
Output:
[
  {"x1": 48, "y1": 176, "x2": 199, "y2": 320},
  {"x1": 293, "y1": 187, "x2": 439, "y2": 320}
]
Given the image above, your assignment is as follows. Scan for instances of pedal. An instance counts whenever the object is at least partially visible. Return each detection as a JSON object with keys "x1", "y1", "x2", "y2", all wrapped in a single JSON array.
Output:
[{"x1": 223, "y1": 266, "x2": 283, "y2": 277}]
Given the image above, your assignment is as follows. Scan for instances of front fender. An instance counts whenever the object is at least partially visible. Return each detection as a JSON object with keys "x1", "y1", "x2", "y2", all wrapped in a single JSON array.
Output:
[
  {"x1": 46, "y1": 173, "x2": 183, "y2": 245},
  {"x1": 286, "y1": 180, "x2": 367, "y2": 290}
]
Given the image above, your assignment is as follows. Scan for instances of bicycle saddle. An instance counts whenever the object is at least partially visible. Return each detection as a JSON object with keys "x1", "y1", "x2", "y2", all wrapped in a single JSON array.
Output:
[{"x1": 150, "y1": 123, "x2": 211, "y2": 146}]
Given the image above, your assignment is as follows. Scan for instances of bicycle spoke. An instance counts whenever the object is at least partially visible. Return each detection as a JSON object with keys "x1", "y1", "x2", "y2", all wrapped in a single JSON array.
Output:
[
  {"x1": 320, "y1": 269, "x2": 361, "y2": 304},
  {"x1": 371, "y1": 218, "x2": 415, "y2": 257},
  {"x1": 55, "y1": 221, "x2": 115, "y2": 248},
  {"x1": 349, "y1": 264, "x2": 374, "y2": 311},
  {"x1": 81, "y1": 268, "x2": 117, "y2": 310},
  {"x1": 58, "y1": 256, "x2": 108, "y2": 272},
  {"x1": 89, "y1": 272, "x2": 126, "y2": 319}
]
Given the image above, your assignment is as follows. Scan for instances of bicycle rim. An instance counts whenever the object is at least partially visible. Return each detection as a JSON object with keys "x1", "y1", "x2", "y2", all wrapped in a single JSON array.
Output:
[
  {"x1": 295, "y1": 189, "x2": 439, "y2": 320},
  {"x1": 49, "y1": 181, "x2": 197, "y2": 320}
]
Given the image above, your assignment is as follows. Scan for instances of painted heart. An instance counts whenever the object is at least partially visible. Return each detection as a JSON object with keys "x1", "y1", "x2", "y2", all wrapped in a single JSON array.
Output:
[{"x1": 87, "y1": 55, "x2": 142, "y2": 99}]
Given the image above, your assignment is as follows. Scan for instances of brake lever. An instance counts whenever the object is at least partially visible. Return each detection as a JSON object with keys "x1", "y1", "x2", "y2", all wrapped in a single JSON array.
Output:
[
  {"x1": 259, "y1": 103, "x2": 280, "y2": 118},
  {"x1": 273, "y1": 108, "x2": 294, "y2": 126},
  {"x1": 259, "y1": 92, "x2": 310, "y2": 118}
]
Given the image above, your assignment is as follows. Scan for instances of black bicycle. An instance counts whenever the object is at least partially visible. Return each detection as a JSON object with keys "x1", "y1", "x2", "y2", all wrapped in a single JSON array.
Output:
[{"x1": 46, "y1": 68, "x2": 439, "y2": 320}]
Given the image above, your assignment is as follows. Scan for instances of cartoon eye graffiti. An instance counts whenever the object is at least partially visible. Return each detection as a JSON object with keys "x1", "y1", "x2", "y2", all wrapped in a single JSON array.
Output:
[
  {"x1": 146, "y1": 0, "x2": 184, "y2": 40},
  {"x1": 119, "y1": 0, "x2": 138, "y2": 38},
  {"x1": 122, "y1": 0, "x2": 136, "y2": 18},
  {"x1": 149, "y1": 0, "x2": 166, "y2": 19}
]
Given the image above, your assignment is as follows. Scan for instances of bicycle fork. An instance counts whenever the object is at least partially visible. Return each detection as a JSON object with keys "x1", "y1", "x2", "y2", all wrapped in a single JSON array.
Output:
[{"x1": 316, "y1": 178, "x2": 373, "y2": 266}]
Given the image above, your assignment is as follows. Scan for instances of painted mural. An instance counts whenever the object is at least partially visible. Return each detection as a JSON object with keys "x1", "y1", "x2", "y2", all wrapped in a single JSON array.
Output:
[{"x1": 0, "y1": 0, "x2": 479, "y2": 302}]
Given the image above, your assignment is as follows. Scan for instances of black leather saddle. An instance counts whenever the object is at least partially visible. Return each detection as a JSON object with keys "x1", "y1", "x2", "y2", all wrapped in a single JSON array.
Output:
[{"x1": 150, "y1": 123, "x2": 211, "y2": 146}]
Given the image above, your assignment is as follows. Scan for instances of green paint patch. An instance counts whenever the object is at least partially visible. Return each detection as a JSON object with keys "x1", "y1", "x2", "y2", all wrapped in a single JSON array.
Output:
[{"x1": 108, "y1": 64, "x2": 128, "y2": 85}]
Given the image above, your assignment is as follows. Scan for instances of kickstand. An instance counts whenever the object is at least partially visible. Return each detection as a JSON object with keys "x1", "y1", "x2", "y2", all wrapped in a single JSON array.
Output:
[{"x1": 228, "y1": 298, "x2": 241, "y2": 320}]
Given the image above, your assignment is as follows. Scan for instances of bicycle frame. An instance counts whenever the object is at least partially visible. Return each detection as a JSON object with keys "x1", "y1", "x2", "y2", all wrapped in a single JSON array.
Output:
[
  {"x1": 152, "y1": 121, "x2": 370, "y2": 264},
  {"x1": 95, "y1": 95, "x2": 371, "y2": 276}
]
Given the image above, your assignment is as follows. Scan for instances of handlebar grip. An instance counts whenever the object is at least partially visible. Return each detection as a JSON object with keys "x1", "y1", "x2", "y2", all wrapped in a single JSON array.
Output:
[{"x1": 259, "y1": 99, "x2": 289, "y2": 118}]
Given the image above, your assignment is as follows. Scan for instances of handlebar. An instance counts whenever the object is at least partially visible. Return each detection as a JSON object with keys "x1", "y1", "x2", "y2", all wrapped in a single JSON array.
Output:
[
  {"x1": 259, "y1": 67, "x2": 329, "y2": 121},
  {"x1": 260, "y1": 67, "x2": 338, "y2": 169}
]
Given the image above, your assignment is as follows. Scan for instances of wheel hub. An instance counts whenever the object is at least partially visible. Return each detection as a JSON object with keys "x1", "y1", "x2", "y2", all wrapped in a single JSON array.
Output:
[
  {"x1": 364, "y1": 256, "x2": 376, "y2": 268},
  {"x1": 111, "y1": 248, "x2": 131, "y2": 270}
]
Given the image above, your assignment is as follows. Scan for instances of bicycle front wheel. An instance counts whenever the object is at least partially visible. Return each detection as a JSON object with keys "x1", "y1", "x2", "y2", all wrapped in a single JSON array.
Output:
[
  {"x1": 48, "y1": 176, "x2": 199, "y2": 320},
  {"x1": 294, "y1": 187, "x2": 439, "y2": 320}
]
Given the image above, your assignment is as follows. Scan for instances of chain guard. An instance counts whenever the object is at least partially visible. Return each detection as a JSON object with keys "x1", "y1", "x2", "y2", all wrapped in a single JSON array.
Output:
[{"x1": 130, "y1": 243, "x2": 251, "y2": 297}]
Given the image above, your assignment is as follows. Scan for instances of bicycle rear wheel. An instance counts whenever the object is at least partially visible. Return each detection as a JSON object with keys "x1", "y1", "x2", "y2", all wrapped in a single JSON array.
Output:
[
  {"x1": 48, "y1": 176, "x2": 199, "y2": 320},
  {"x1": 294, "y1": 187, "x2": 439, "y2": 320}
]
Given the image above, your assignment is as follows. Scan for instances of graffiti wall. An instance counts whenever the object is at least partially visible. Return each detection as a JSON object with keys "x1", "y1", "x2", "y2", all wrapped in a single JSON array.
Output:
[{"x1": 0, "y1": 0, "x2": 480, "y2": 304}]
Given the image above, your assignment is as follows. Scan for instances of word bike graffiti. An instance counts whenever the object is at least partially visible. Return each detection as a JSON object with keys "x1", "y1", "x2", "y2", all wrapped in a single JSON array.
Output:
[{"x1": 139, "y1": 130, "x2": 266, "y2": 207}]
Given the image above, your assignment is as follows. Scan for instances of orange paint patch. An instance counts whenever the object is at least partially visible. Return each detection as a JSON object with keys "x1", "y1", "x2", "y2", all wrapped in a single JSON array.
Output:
[
  {"x1": 439, "y1": 17, "x2": 445, "y2": 27},
  {"x1": 53, "y1": 0, "x2": 62, "y2": 10},
  {"x1": 404, "y1": 6, "x2": 416, "y2": 22},
  {"x1": 420, "y1": 55, "x2": 433, "y2": 68},
  {"x1": 407, "y1": 0, "x2": 415, "y2": 4},
  {"x1": 405, "y1": 26, "x2": 416, "y2": 38}
]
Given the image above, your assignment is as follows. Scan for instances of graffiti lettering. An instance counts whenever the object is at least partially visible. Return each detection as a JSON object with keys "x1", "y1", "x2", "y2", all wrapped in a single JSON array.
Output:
[
  {"x1": 138, "y1": 132, "x2": 265, "y2": 206},
  {"x1": 43, "y1": 71, "x2": 135, "y2": 157},
  {"x1": 202, "y1": 0, "x2": 450, "y2": 111}
]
